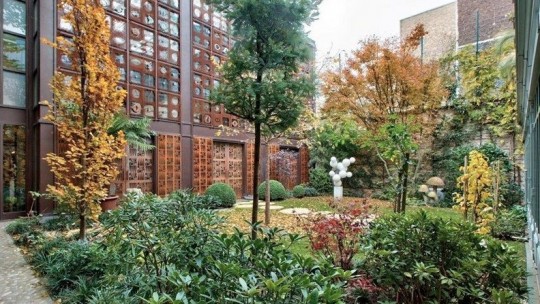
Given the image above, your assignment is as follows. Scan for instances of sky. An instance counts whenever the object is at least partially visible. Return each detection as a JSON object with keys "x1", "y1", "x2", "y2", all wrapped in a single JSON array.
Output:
[{"x1": 308, "y1": 0, "x2": 455, "y2": 65}]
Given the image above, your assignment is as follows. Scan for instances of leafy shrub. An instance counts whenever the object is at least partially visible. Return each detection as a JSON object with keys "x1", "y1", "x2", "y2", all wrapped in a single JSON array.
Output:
[
  {"x1": 491, "y1": 206, "x2": 527, "y2": 240},
  {"x1": 433, "y1": 143, "x2": 515, "y2": 207},
  {"x1": 292, "y1": 185, "x2": 305, "y2": 198},
  {"x1": 304, "y1": 186, "x2": 319, "y2": 197},
  {"x1": 345, "y1": 274, "x2": 380, "y2": 304},
  {"x1": 302, "y1": 200, "x2": 371, "y2": 270},
  {"x1": 42, "y1": 213, "x2": 77, "y2": 231},
  {"x1": 204, "y1": 182, "x2": 237, "y2": 208},
  {"x1": 25, "y1": 193, "x2": 350, "y2": 303},
  {"x1": 360, "y1": 211, "x2": 527, "y2": 303},
  {"x1": 5, "y1": 217, "x2": 43, "y2": 246},
  {"x1": 309, "y1": 167, "x2": 333, "y2": 194},
  {"x1": 370, "y1": 186, "x2": 394, "y2": 201},
  {"x1": 500, "y1": 181, "x2": 524, "y2": 208},
  {"x1": 37, "y1": 241, "x2": 102, "y2": 295},
  {"x1": 5, "y1": 217, "x2": 40, "y2": 235},
  {"x1": 258, "y1": 180, "x2": 288, "y2": 201},
  {"x1": 196, "y1": 194, "x2": 224, "y2": 209}
]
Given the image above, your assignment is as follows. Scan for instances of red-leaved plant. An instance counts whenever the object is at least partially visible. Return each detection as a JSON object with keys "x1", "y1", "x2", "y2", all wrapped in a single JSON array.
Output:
[
  {"x1": 301, "y1": 199, "x2": 372, "y2": 270},
  {"x1": 345, "y1": 273, "x2": 381, "y2": 303}
]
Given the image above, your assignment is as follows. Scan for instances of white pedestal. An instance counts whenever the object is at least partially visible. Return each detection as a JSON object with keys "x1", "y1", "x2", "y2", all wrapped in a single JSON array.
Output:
[{"x1": 333, "y1": 186, "x2": 343, "y2": 200}]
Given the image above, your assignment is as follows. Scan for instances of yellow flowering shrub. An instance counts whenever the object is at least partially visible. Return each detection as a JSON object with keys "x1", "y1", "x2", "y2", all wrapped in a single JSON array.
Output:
[{"x1": 453, "y1": 150, "x2": 494, "y2": 234}]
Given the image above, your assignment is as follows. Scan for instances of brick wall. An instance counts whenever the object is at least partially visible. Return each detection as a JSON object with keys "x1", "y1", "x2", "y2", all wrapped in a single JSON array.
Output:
[
  {"x1": 457, "y1": 0, "x2": 513, "y2": 47},
  {"x1": 400, "y1": 2, "x2": 457, "y2": 61}
]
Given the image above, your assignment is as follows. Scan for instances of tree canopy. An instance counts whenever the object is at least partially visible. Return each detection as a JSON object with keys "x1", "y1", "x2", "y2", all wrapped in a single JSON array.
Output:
[
  {"x1": 208, "y1": 0, "x2": 320, "y2": 238},
  {"x1": 321, "y1": 25, "x2": 447, "y2": 132},
  {"x1": 44, "y1": 0, "x2": 126, "y2": 240},
  {"x1": 321, "y1": 25, "x2": 448, "y2": 213}
]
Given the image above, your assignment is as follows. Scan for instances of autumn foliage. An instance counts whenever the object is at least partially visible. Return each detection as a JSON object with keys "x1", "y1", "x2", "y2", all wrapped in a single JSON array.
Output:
[
  {"x1": 454, "y1": 150, "x2": 494, "y2": 234},
  {"x1": 321, "y1": 25, "x2": 447, "y2": 212},
  {"x1": 301, "y1": 199, "x2": 371, "y2": 270},
  {"x1": 321, "y1": 25, "x2": 447, "y2": 132},
  {"x1": 44, "y1": 0, "x2": 126, "y2": 240}
]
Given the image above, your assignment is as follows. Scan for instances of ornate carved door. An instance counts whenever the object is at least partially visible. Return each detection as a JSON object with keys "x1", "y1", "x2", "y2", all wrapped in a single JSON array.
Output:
[
  {"x1": 126, "y1": 140, "x2": 154, "y2": 193},
  {"x1": 270, "y1": 148, "x2": 300, "y2": 190},
  {"x1": 213, "y1": 142, "x2": 243, "y2": 197}
]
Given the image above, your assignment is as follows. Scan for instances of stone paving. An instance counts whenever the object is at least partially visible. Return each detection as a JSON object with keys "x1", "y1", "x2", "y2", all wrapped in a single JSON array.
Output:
[{"x1": 0, "y1": 221, "x2": 52, "y2": 304}]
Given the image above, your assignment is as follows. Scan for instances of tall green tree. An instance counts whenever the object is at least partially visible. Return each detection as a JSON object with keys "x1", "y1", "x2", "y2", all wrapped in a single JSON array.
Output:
[{"x1": 208, "y1": 0, "x2": 319, "y2": 238}]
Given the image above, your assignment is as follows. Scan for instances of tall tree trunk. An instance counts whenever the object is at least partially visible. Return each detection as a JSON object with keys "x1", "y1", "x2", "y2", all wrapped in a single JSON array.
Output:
[
  {"x1": 400, "y1": 153, "x2": 410, "y2": 213},
  {"x1": 394, "y1": 168, "x2": 403, "y2": 213},
  {"x1": 265, "y1": 143, "x2": 271, "y2": 225},
  {"x1": 252, "y1": 38, "x2": 263, "y2": 240},
  {"x1": 79, "y1": 214, "x2": 86, "y2": 240},
  {"x1": 252, "y1": 121, "x2": 261, "y2": 239},
  {"x1": 463, "y1": 155, "x2": 469, "y2": 220}
]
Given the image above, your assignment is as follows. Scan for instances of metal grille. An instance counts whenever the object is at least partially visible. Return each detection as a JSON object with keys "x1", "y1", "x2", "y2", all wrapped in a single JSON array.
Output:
[
  {"x1": 157, "y1": 134, "x2": 181, "y2": 196},
  {"x1": 193, "y1": 137, "x2": 213, "y2": 193}
]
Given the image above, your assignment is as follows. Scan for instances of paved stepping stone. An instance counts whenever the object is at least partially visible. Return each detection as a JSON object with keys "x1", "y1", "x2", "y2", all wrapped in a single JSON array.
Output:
[
  {"x1": 235, "y1": 204, "x2": 283, "y2": 210},
  {"x1": 234, "y1": 201, "x2": 273, "y2": 207},
  {"x1": 279, "y1": 208, "x2": 312, "y2": 215}
]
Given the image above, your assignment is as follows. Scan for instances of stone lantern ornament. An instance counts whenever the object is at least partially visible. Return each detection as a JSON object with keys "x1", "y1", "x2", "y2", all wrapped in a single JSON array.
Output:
[
  {"x1": 329, "y1": 156, "x2": 355, "y2": 200},
  {"x1": 426, "y1": 176, "x2": 444, "y2": 203}
]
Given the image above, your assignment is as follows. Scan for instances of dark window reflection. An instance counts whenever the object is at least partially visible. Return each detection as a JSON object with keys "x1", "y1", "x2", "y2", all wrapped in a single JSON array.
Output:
[{"x1": 3, "y1": 125, "x2": 26, "y2": 213}]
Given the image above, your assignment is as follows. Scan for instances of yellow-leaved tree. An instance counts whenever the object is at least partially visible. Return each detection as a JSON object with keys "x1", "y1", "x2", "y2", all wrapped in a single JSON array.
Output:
[
  {"x1": 44, "y1": 0, "x2": 126, "y2": 240},
  {"x1": 454, "y1": 150, "x2": 494, "y2": 234}
]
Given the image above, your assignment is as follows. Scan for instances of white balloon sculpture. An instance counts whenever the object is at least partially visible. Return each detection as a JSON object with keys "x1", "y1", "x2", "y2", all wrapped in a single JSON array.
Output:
[{"x1": 329, "y1": 156, "x2": 355, "y2": 200}]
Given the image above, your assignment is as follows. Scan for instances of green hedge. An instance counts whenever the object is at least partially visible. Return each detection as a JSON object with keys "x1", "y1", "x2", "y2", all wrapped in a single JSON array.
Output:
[
  {"x1": 204, "y1": 183, "x2": 237, "y2": 208},
  {"x1": 292, "y1": 185, "x2": 305, "y2": 198},
  {"x1": 258, "y1": 180, "x2": 288, "y2": 201}
]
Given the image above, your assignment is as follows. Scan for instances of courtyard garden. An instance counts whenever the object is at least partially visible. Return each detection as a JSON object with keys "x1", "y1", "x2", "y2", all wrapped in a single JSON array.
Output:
[
  {"x1": 4, "y1": 0, "x2": 530, "y2": 303},
  {"x1": 6, "y1": 187, "x2": 528, "y2": 303}
]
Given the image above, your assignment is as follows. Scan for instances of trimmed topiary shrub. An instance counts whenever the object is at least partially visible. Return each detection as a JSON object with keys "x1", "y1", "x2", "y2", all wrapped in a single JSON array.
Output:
[
  {"x1": 304, "y1": 187, "x2": 319, "y2": 197},
  {"x1": 204, "y1": 183, "x2": 236, "y2": 208},
  {"x1": 258, "y1": 180, "x2": 288, "y2": 201},
  {"x1": 292, "y1": 185, "x2": 305, "y2": 198}
]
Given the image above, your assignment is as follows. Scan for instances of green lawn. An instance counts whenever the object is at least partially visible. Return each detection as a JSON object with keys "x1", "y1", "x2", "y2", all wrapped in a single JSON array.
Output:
[
  {"x1": 275, "y1": 197, "x2": 335, "y2": 211},
  {"x1": 259, "y1": 196, "x2": 526, "y2": 261},
  {"x1": 275, "y1": 196, "x2": 463, "y2": 221}
]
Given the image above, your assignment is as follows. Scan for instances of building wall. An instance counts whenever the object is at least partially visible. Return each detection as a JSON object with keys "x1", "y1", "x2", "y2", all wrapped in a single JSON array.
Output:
[
  {"x1": 400, "y1": 2, "x2": 457, "y2": 61},
  {"x1": 516, "y1": 0, "x2": 540, "y2": 299},
  {"x1": 457, "y1": 0, "x2": 513, "y2": 47},
  {"x1": 0, "y1": 0, "x2": 309, "y2": 218}
]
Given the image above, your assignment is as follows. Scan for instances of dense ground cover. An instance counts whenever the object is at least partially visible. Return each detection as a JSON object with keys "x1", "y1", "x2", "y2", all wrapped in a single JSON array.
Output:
[{"x1": 6, "y1": 193, "x2": 527, "y2": 303}]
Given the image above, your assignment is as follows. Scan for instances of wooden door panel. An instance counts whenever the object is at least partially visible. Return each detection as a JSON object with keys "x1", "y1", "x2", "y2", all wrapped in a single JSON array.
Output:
[{"x1": 213, "y1": 142, "x2": 243, "y2": 197}]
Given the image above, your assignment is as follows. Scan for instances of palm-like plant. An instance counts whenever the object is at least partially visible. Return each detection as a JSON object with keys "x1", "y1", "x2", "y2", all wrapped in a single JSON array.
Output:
[
  {"x1": 494, "y1": 29, "x2": 515, "y2": 84},
  {"x1": 108, "y1": 113, "x2": 155, "y2": 151}
]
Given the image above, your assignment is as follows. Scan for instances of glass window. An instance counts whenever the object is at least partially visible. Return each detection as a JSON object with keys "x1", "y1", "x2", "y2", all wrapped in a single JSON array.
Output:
[
  {"x1": 3, "y1": 0, "x2": 26, "y2": 35},
  {"x1": 3, "y1": 71, "x2": 26, "y2": 107},
  {"x1": 3, "y1": 124, "x2": 26, "y2": 213},
  {"x1": 3, "y1": 34, "x2": 25, "y2": 71},
  {"x1": 130, "y1": 71, "x2": 141, "y2": 84}
]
